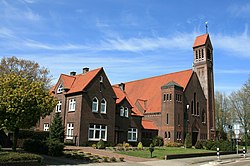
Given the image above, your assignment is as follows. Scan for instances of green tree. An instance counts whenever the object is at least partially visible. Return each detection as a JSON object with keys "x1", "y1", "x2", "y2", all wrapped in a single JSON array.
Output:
[
  {"x1": 215, "y1": 91, "x2": 232, "y2": 140},
  {"x1": 49, "y1": 113, "x2": 64, "y2": 142},
  {"x1": 229, "y1": 75, "x2": 250, "y2": 149},
  {"x1": 0, "y1": 56, "x2": 52, "y2": 89},
  {"x1": 0, "y1": 72, "x2": 57, "y2": 151}
]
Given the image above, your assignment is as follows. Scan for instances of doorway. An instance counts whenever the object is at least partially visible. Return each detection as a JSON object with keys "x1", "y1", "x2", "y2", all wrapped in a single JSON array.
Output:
[{"x1": 192, "y1": 131, "x2": 198, "y2": 146}]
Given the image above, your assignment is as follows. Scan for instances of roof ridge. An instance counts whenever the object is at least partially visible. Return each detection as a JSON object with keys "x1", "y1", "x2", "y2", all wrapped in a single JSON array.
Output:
[{"x1": 125, "y1": 69, "x2": 192, "y2": 84}]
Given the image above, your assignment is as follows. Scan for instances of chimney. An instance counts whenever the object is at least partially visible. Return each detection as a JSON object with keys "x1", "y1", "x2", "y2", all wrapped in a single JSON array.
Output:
[
  {"x1": 82, "y1": 67, "x2": 89, "y2": 74},
  {"x1": 119, "y1": 83, "x2": 125, "y2": 92},
  {"x1": 70, "y1": 71, "x2": 76, "y2": 76}
]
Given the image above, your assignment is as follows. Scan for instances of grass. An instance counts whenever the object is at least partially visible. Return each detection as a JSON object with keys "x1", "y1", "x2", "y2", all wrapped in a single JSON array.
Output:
[
  {"x1": 0, "y1": 151, "x2": 43, "y2": 163},
  {"x1": 116, "y1": 147, "x2": 214, "y2": 159}
]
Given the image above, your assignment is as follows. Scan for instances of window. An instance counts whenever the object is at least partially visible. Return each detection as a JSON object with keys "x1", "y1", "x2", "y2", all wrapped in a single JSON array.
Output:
[
  {"x1": 128, "y1": 128, "x2": 137, "y2": 142},
  {"x1": 202, "y1": 110, "x2": 206, "y2": 123},
  {"x1": 66, "y1": 123, "x2": 74, "y2": 139},
  {"x1": 56, "y1": 101, "x2": 62, "y2": 112},
  {"x1": 178, "y1": 113, "x2": 180, "y2": 125},
  {"x1": 92, "y1": 97, "x2": 98, "y2": 112},
  {"x1": 191, "y1": 101, "x2": 194, "y2": 115},
  {"x1": 177, "y1": 132, "x2": 182, "y2": 140},
  {"x1": 167, "y1": 94, "x2": 169, "y2": 100},
  {"x1": 196, "y1": 50, "x2": 198, "y2": 59},
  {"x1": 120, "y1": 106, "x2": 124, "y2": 116},
  {"x1": 69, "y1": 99, "x2": 76, "y2": 111},
  {"x1": 169, "y1": 94, "x2": 172, "y2": 101},
  {"x1": 88, "y1": 124, "x2": 107, "y2": 141},
  {"x1": 166, "y1": 113, "x2": 169, "y2": 125},
  {"x1": 163, "y1": 93, "x2": 166, "y2": 102},
  {"x1": 197, "y1": 102, "x2": 200, "y2": 116},
  {"x1": 124, "y1": 107, "x2": 129, "y2": 117},
  {"x1": 168, "y1": 131, "x2": 171, "y2": 139},
  {"x1": 43, "y1": 123, "x2": 49, "y2": 131},
  {"x1": 100, "y1": 98, "x2": 106, "y2": 114},
  {"x1": 100, "y1": 76, "x2": 103, "y2": 83},
  {"x1": 57, "y1": 84, "x2": 63, "y2": 93},
  {"x1": 164, "y1": 132, "x2": 167, "y2": 138}
]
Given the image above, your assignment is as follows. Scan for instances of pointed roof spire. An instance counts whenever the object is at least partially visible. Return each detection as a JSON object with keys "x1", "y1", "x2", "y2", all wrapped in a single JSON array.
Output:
[
  {"x1": 205, "y1": 21, "x2": 208, "y2": 34},
  {"x1": 193, "y1": 34, "x2": 209, "y2": 48}
]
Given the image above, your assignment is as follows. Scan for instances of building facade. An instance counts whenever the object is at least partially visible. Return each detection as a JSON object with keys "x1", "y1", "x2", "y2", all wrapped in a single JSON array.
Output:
[{"x1": 38, "y1": 34, "x2": 215, "y2": 146}]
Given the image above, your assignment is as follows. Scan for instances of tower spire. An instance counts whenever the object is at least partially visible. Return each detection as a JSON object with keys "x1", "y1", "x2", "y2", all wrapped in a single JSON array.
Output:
[{"x1": 205, "y1": 21, "x2": 208, "y2": 34}]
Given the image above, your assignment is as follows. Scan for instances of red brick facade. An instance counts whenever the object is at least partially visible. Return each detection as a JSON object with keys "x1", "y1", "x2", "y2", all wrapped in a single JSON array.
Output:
[{"x1": 38, "y1": 34, "x2": 215, "y2": 146}]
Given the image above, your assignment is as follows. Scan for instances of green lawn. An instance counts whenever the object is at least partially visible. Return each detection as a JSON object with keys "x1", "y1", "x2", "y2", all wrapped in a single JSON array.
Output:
[
  {"x1": 0, "y1": 151, "x2": 43, "y2": 163},
  {"x1": 116, "y1": 147, "x2": 214, "y2": 159}
]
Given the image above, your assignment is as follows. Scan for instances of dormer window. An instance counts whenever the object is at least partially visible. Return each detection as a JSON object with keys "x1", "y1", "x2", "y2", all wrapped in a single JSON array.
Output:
[{"x1": 57, "y1": 84, "x2": 63, "y2": 93}]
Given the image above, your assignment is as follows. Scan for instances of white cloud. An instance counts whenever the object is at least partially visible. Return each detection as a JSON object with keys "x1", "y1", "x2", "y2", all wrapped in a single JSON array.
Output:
[{"x1": 228, "y1": 3, "x2": 250, "y2": 17}]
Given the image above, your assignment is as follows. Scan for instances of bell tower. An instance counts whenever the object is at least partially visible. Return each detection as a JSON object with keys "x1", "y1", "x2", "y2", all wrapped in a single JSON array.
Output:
[{"x1": 192, "y1": 34, "x2": 215, "y2": 139}]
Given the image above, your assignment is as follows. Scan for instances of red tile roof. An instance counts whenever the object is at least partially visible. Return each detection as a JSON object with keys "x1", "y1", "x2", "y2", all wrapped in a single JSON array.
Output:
[
  {"x1": 124, "y1": 69, "x2": 193, "y2": 113},
  {"x1": 53, "y1": 67, "x2": 102, "y2": 94},
  {"x1": 112, "y1": 85, "x2": 143, "y2": 116},
  {"x1": 193, "y1": 34, "x2": 209, "y2": 48},
  {"x1": 142, "y1": 120, "x2": 158, "y2": 130}
]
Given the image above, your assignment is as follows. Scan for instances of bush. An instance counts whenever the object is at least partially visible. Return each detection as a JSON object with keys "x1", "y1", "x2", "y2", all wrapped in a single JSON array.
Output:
[
  {"x1": 110, "y1": 156, "x2": 116, "y2": 162},
  {"x1": 23, "y1": 139, "x2": 48, "y2": 154},
  {"x1": 184, "y1": 133, "x2": 192, "y2": 148},
  {"x1": 18, "y1": 130, "x2": 49, "y2": 141},
  {"x1": 47, "y1": 139, "x2": 64, "y2": 156},
  {"x1": 92, "y1": 143, "x2": 96, "y2": 149},
  {"x1": 97, "y1": 139, "x2": 105, "y2": 149},
  {"x1": 165, "y1": 142, "x2": 183, "y2": 147},
  {"x1": 152, "y1": 136, "x2": 163, "y2": 146},
  {"x1": 119, "y1": 157, "x2": 125, "y2": 162},
  {"x1": 204, "y1": 140, "x2": 235, "y2": 151},
  {"x1": 137, "y1": 142, "x2": 143, "y2": 150},
  {"x1": 195, "y1": 140, "x2": 203, "y2": 149},
  {"x1": 0, "y1": 152, "x2": 43, "y2": 163}
]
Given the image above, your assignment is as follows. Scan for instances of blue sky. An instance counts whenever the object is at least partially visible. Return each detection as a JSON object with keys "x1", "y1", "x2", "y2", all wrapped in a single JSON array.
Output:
[{"x1": 1, "y1": 0, "x2": 250, "y2": 94}]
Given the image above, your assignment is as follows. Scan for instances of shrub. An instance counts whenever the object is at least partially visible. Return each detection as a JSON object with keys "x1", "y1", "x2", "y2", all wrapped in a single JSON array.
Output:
[
  {"x1": 0, "y1": 145, "x2": 2, "y2": 151},
  {"x1": 18, "y1": 130, "x2": 49, "y2": 141},
  {"x1": 49, "y1": 113, "x2": 64, "y2": 142},
  {"x1": 102, "y1": 156, "x2": 109, "y2": 162},
  {"x1": 152, "y1": 136, "x2": 163, "y2": 146},
  {"x1": 0, "y1": 152, "x2": 43, "y2": 163},
  {"x1": 165, "y1": 142, "x2": 183, "y2": 147},
  {"x1": 195, "y1": 140, "x2": 203, "y2": 149},
  {"x1": 97, "y1": 139, "x2": 105, "y2": 149},
  {"x1": 23, "y1": 139, "x2": 48, "y2": 154},
  {"x1": 137, "y1": 142, "x2": 143, "y2": 150},
  {"x1": 110, "y1": 156, "x2": 116, "y2": 162},
  {"x1": 184, "y1": 133, "x2": 192, "y2": 148},
  {"x1": 119, "y1": 157, "x2": 125, "y2": 162},
  {"x1": 92, "y1": 143, "x2": 96, "y2": 149},
  {"x1": 46, "y1": 139, "x2": 64, "y2": 156}
]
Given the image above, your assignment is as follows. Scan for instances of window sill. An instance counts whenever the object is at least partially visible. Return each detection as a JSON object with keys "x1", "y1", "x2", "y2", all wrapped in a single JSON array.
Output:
[
  {"x1": 66, "y1": 137, "x2": 73, "y2": 140},
  {"x1": 68, "y1": 110, "x2": 75, "y2": 112},
  {"x1": 88, "y1": 138, "x2": 107, "y2": 141},
  {"x1": 92, "y1": 111, "x2": 99, "y2": 113},
  {"x1": 128, "y1": 140, "x2": 137, "y2": 142}
]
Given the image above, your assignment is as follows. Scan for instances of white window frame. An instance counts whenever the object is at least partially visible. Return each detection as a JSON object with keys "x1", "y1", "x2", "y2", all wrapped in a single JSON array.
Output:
[
  {"x1": 57, "y1": 84, "x2": 63, "y2": 94},
  {"x1": 92, "y1": 97, "x2": 99, "y2": 113},
  {"x1": 69, "y1": 98, "x2": 76, "y2": 112},
  {"x1": 100, "y1": 98, "x2": 107, "y2": 114},
  {"x1": 128, "y1": 128, "x2": 137, "y2": 142},
  {"x1": 56, "y1": 100, "x2": 62, "y2": 112},
  {"x1": 124, "y1": 107, "x2": 129, "y2": 117},
  {"x1": 88, "y1": 124, "x2": 107, "y2": 141},
  {"x1": 120, "y1": 106, "x2": 124, "y2": 116},
  {"x1": 43, "y1": 123, "x2": 49, "y2": 131},
  {"x1": 66, "y1": 123, "x2": 74, "y2": 139}
]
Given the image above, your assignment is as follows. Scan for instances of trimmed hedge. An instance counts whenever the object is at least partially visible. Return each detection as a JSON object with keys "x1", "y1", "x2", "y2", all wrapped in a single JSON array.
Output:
[
  {"x1": 18, "y1": 130, "x2": 49, "y2": 141},
  {"x1": 0, "y1": 151, "x2": 42, "y2": 163}
]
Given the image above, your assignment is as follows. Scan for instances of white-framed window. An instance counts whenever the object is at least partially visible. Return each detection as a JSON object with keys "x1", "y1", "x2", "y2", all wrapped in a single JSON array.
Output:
[
  {"x1": 100, "y1": 98, "x2": 107, "y2": 114},
  {"x1": 124, "y1": 107, "x2": 129, "y2": 117},
  {"x1": 66, "y1": 123, "x2": 74, "y2": 139},
  {"x1": 92, "y1": 97, "x2": 98, "y2": 112},
  {"x1": 69, "y1": 99, "x2": 76, "y2": 111},
  {"x1": 43, "y1": 123, "x2": 49, "y2": 131},
  {"x1": 56, "y1": 100, "x2": 62, "y2": 112},
  {"x1": 57, "y1": 84, "x2": 63, "y2": 93},
  {"x1": 128, "y1": 128, "x2": 137, "y2": 142},
  {"x1": 88, "y1": 124, "x2": 107, "y2": 141},
  {"x1": 120, "y1": 106, "x2": 124, "y2": 116}
]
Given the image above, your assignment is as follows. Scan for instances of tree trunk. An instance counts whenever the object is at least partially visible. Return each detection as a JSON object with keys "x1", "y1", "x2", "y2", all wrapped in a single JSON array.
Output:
[{"x1": 12, "y1": 128, "x2": 19, "y2": 151}]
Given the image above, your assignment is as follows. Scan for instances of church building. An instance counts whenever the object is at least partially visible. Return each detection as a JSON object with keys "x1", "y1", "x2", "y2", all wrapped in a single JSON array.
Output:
[{"x1": 38, "y1": 33, "x2": 215, "y2": 146}]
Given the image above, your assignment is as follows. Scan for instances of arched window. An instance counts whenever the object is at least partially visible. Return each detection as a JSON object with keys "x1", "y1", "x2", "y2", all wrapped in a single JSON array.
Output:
[
  {"x1": 100, "y1": 98, "x2": 106, "y2": 114},
  {"x1": 168, "y1": 131, "x2": 171, "y2": 139},
  {"x1": 164, "y1": 132, "x2": 167, "y2": 138},
  {"x1": 163, "y1": 93, "x2": 166, "y2": 102},
  {"x1": 120, "y1": 106, "x2": 124, "y2": 116},
  {"x1": 191, "y1": 101, "x2": 194, "y2": 115},
  {"x1": 197, "y1": 102, "x2": 200, "y2": 116},
  {"x1": 124, "y1": 107, "x2": 129, "y2": 117},
  {"x1": 92, "y1": 97, "x2": 98, "y2": 112},
  {"x1": 207, "y1": 48, "x2": 211, "y2": 60}
]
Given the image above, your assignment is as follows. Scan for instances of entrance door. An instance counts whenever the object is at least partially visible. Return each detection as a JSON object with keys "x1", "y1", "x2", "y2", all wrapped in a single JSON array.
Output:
[{"x1": 192, "y1": 131, "x2": 198, "y2": 146}]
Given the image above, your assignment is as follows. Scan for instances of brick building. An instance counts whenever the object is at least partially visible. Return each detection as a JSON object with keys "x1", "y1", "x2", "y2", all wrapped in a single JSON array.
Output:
[{"x1": 38, "y1": 33, "x2": 215, "y2": 146}]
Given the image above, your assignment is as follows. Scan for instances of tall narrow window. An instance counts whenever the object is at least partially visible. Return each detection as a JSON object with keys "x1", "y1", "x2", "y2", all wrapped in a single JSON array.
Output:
[
  {"x1": 197, "y1": 102, "x2": 200, "y2": 116},
  {"x1": 124, "y1": 107, "x2": 129, "y2": 117},
  {"x1": 202, "y1": 49, "x2": 204, "y2": 59},
  {"x1": 191, "y1": 101, "x2": 194, "y2": 115},
  {"x1": 56, "y1": 101, "x2": 62, "y2": 112},
  {"x1": 66, "y1": 123, "x2": 74, "y2": 139},
  {"x1": 163, "y1": 93, "x2": 166, "y2": 102},
  {"x1": 202, "y1": 110, "x2": 206, "y2": 123},
  {"x1": 43, "y1": 123, "x2": 49, "y2": 131},
  {"x1": 92, "y1": 97, "x2": 98, "y2": 112},
  {"x1": 69, "y1": 99, "x2": 76, "y2": 112},
  {"x1": 196, "y1": 50, "x2": 198, "y2": 59},
  {"x1": 166, "y1": 113, "x2": 169, "y2": 125},
  {"x1": 194, "y1": 93, "x2": 196, "y2": 115},
  {"x1": 169, "y1": 94, "x2": 172, "y2": 101},
  {"x1": 100, "y1": 98, "x2": 106, "y2": 114},
  {"x1": 168, "y1": 131, "x2": 171, "y2": 139},
  {"x1": 178, "y1": 114, "x2": 180, "y2": 125},
  {"x1": 120, "y1": 106, "x2": 124, "y2": 116},
  {"x1": 128, "y1": 128, "x2": 137, "y2": 142}
]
